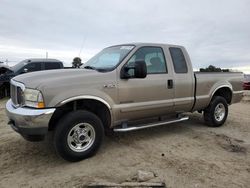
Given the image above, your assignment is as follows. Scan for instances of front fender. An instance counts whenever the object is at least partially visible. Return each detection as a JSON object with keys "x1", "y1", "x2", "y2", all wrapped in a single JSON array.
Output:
[
  {"x1": 45, "y1": 88, "x2": 116, "y2": 126},
  {"x1": 45, "y1": 88, "x2": 115, "y2": 108}
]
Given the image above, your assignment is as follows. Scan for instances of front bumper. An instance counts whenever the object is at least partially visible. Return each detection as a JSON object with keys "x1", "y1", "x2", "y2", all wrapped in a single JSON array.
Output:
[{"x1": 5, "y1": 99, "x2": 55, "y2": 136}]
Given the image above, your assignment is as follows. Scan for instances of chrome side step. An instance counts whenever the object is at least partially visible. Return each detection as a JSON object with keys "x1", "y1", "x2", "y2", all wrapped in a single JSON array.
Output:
[{"x1": 113, "y1": 116, "x2": 189, "y2": 132}]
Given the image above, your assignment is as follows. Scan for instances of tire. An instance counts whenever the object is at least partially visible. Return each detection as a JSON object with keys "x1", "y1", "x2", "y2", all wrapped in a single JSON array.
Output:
[
  {"x1": 54, "y1": 110, "x2": 104, "y2": 162},
  {"x1": 204, "y1": 96, "x2": 228, "y2": 127}
]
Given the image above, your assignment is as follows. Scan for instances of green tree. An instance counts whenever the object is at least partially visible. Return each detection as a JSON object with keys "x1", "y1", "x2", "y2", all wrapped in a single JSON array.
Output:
[
  {"x1": 200, "y1": 65, "x2": 222, "y2": 72},
  {"x1": 72, "y1": 57, "x2": 82, "y2": 68}
]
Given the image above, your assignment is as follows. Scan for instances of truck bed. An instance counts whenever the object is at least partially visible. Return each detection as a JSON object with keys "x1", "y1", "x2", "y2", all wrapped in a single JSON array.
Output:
[{"x1": 193, "y1": 72, "x2": 243, "y2": 111}]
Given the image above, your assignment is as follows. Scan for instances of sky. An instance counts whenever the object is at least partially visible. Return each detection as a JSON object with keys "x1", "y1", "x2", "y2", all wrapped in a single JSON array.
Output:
[{"x1": 0, "y1": 0, "x2": 250, "y2": 73}]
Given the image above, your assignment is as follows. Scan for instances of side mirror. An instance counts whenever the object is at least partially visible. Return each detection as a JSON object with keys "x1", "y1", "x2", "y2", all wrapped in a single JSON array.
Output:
[
  {"x1": 121, "y1": 60, "x2": 147, "y2": 79},
  {"x1": 134, "y1": 60, "x2": 147, "y2": 78},
  {"x1": 23, "y1": 68, "x2": 28, "y2": 73}
]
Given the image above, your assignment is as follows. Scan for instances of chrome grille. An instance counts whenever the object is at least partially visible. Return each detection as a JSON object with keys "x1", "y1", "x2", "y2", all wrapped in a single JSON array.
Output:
[
  {"x1": 10, "y1": 84, "x2": 18, "y2": 106},
  {"x1": 10, "y1": 80, "x2": 25, "y2": 107},
  {"x1": 17, "y1": 87, "x2": 23, "y2": 104}
]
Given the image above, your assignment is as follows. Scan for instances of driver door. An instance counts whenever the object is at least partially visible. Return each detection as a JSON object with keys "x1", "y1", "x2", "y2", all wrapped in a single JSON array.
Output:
[{"x1": 117, "y1": 46, "x2": 174, "y2": 121}]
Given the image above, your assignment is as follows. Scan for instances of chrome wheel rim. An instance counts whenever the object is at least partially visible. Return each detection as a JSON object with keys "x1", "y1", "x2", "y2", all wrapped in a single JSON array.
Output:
[
  {"x1": 214, "y1": 103, "x2": 226, "y2": 122},
  {"x1": 67, "y1": 123, "x2": 95, "y2": 152}
]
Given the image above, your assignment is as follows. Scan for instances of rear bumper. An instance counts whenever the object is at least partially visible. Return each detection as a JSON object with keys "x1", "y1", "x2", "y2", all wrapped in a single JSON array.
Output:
[{"x1": 5, "y1": 99, "x2": 55, "y2": 136}]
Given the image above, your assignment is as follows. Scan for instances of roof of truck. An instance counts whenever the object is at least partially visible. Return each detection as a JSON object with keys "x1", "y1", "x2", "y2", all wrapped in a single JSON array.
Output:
[
  {"x1": 23, "y1": 58, "x2": 62, "y2": 63},
  {"x1": 108, "y1": 42, "x2": 184, "y2": 48}
]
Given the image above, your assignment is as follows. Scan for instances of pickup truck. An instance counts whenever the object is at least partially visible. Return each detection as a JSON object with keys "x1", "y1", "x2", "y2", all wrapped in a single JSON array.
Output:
[
  {"x1": 5, "y1": 43, "x2": 243, "y2": 162},
  {"x1": 0, "y1": 58, "x2": 64, "y2": 98}
]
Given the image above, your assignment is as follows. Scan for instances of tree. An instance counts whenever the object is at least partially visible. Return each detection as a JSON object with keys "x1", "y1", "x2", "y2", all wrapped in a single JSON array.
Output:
[
  {"x1": 72, "y1": 57, "x2": 82, "y2": 68},
  {"x1": 200, "y1": 65, "x2": 222, "y2": 72}
]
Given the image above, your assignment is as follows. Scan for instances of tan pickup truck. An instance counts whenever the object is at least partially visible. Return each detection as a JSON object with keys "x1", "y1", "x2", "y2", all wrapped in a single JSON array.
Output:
[{"x1": 6, "y1": 43, "x2": 243, "y2": 161}]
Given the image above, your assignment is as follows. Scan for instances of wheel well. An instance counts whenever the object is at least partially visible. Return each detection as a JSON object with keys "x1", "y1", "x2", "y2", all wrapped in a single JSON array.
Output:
[
  {"x1": 213, "y1": 87, "x2": 232, "y2": 104},
  {"x1": 48, "y1": 99, "x2": 111, "y2": 131}
]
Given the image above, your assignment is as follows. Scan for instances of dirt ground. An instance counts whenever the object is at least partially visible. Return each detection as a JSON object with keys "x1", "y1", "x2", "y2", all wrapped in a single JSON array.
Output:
[{"x1": 0, "y1": 95, "x2": 250, "y2": 188}]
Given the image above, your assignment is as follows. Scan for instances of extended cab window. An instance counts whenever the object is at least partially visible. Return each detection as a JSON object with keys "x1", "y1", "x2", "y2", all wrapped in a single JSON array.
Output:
[
  {"x1": 127, "y1": 47, "x2": 167, "y2": 74},
  {"x1": 169, "y1": 47, "x2": 188, "y2": 73},
  {"x1": 24, "y1": 63, "x2": 41, "y2": 72},
  {"x1": 45, "y1": 62, "x2": 61, "y2": 70}
]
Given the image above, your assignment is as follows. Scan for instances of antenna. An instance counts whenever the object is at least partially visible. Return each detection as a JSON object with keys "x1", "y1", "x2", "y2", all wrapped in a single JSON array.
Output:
[{"x1": 78, "y1": 35, "x2": 87, "y2": 57}]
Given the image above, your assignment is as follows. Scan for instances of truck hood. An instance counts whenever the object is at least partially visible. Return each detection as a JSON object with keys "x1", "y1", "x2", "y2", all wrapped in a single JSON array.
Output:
[
  {"x1": 0, "y1": 65, "x2": 14, "y2": 83},
  {"x1": 13, "y1": 69, "x2": 111, "y2": 89},
  {"x1": 0, "y1": 65, "x2": 12, "y2": 75}
]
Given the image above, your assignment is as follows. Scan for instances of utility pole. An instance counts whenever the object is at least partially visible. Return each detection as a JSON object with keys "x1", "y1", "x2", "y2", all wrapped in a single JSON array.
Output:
[{"x1": 46, "y1": 51, "x2": 48, "y2": 59}]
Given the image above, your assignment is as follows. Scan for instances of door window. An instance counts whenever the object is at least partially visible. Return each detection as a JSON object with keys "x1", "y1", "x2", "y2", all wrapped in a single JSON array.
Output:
[{"x1": 127, "y1": 47, "x2": 167, "y2": 74}]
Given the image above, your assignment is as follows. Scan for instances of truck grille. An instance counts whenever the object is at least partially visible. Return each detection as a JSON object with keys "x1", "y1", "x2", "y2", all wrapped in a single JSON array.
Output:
[{"x1": 10, "y1": 81, "x2": 24, "y2": 107}]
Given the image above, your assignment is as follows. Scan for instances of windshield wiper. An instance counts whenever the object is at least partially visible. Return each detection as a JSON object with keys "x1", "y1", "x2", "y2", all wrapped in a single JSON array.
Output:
[
  {"x1": 83, "y1": 65, "x2": 96, "y2": 70},
  {"x1": 83, "y1": 65, "x2": 111, "y2": 72}
]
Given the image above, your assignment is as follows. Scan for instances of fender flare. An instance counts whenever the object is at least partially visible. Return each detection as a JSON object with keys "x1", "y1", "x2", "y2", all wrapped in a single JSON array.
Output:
[
  {"x1": 56, "y1": 95, "x2": 113, "y2": 126},
  {"x1": 210, "y1": 84, "x2": 233, "y2": 104},
  {"x1": 57, "y1": 95, "x2": 111, "y2": 109}
]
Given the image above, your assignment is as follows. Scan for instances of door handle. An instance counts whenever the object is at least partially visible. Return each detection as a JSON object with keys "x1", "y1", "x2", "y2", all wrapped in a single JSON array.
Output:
[{"x1": 168, "y1": 79, "x2": 173, "y2": 89}]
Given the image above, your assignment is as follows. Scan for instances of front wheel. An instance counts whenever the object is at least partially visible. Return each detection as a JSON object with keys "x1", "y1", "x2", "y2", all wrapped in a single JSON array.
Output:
[
  {"x1": 54, "y1": 110, "x2": 104, "y2": 162},
  {"x1": 204, "y1": 96, "x2": 228, "y2": 127}
]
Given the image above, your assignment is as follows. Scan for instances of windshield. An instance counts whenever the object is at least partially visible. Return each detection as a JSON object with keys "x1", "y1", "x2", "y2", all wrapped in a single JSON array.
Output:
[
  {"x1": 82, "y1": 45, "x2": 135, "y2": 71},
  {"x1": 11, "y1": 60, "x2": 27, "y2": 72}
]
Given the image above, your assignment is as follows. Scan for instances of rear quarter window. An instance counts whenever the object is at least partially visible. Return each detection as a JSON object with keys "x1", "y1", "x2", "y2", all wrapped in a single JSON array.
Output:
[{"x1": 169, "y1": 47, "x2": 188, "y2": 73}]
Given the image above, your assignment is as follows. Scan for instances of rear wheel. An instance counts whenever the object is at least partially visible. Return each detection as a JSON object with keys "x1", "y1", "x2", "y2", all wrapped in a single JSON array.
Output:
[
  {"x1": 204, "y1": 96, "x2": 228, "y2": 127},
  {"x1": 54, "y1": 110, "x2": 104, "y2": 162}
]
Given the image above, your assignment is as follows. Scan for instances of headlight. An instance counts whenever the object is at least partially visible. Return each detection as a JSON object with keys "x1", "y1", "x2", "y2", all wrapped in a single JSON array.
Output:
[{"x1": 23, "y1": 88, "x2": 45, "y2": 108}]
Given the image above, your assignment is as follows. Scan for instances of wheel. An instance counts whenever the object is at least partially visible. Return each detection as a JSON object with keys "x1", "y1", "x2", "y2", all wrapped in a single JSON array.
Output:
[
  {"x1": 54, "y1": 110, "x2": 104, "y2": 162},
  {"x1": 204, "y1": 96, "x2": 228, "y2": 127}
]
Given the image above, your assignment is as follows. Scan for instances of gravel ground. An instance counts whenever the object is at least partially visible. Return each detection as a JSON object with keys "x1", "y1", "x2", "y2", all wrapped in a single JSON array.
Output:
[{"x1": 0, "y1": 96, "x2": 249, "y2": 188}]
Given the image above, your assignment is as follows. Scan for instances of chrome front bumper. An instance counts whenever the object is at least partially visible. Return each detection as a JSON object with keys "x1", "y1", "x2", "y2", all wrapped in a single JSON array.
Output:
[{"x1": 5, "y1": 99, "x2": 55, "y2": 136}]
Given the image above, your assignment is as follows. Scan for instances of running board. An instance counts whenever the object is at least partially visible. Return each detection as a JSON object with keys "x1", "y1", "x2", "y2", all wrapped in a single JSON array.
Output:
[{"x1": 113, "y1": 116, "x2": 189, "y2": 132}]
